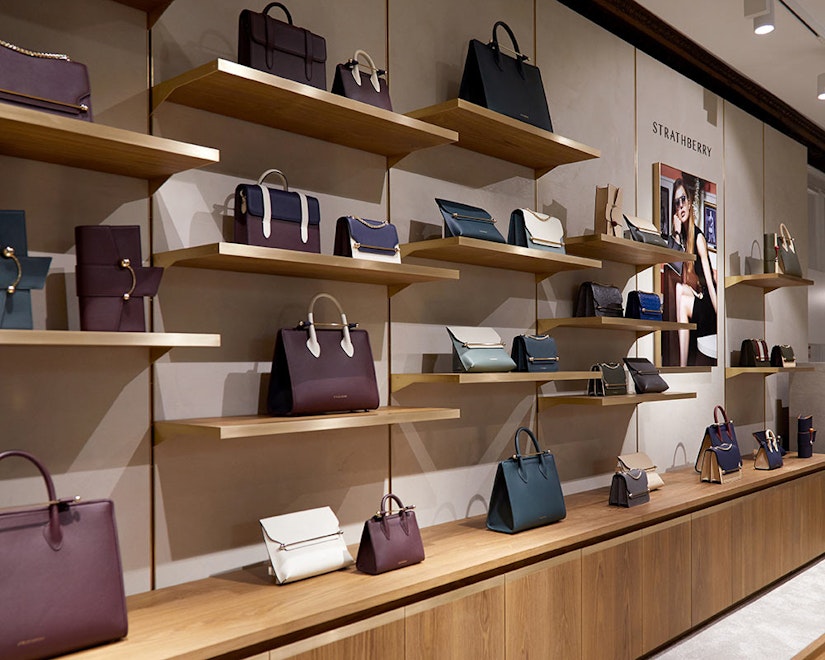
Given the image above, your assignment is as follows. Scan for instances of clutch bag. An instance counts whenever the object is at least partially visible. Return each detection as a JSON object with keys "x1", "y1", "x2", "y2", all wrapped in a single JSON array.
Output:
[
  {"x1": 623, "y1": 215, "x2": 668, "y2": 248},
  {"x1": 511, "y1": 334, "x2": 559, "y2": 373},
  {"x1": 333, "y1": 216, "x2": 400, "y2": 263},
  {"x1": 574, "y1": 282, "x2": 623, "y2": 317},
  {"x1": 507, "y1": 208, "x2": 564, "y2": 253},
  {"x1": 447, "y1": 326, "x2": 516, "y2": 373},
  {"x1": 435, "y1": 198, "x2": 506, "y2": 244},
  {"x1": 623, "y1": 357, "x2": 668, "y2": 394},
  {"x1": 625, "y1": 291, "x2": 662, "y2": 321}
]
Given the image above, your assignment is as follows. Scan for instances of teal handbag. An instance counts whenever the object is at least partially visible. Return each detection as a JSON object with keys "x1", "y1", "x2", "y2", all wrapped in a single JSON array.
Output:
[
  {"x1": 487, "y1": 427, "x2": 566, "y2": 534},
  {"x1": 447, "y1": 326, "x2": 516, "y2": 373}
]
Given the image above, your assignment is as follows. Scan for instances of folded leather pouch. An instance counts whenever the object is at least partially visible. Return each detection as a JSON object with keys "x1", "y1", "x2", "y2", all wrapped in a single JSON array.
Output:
[
  {"x1": 0, "y1": 210, "x2": 51, "y2": 329},
  {"x1": 0, "y1": 38, "x2": 92, "y2": 120},
  {"x1": 356, "y1": 493, "x2": 424, "y2": 575},
  {"x1": 333, "y1": 216, "x2": 400, "y2": 263},
  {"x1": 609, "y1": 469, "x2": 650, "y2": 507},
  {"x1": 753, "y1": 430, "x2": 783, "y2": 470},
  {"x1": 594, "y1": 184, "x2": 624, "y2": 238},
  {"x1": 487, "y1": 427, "x2": 566, "y2": 534},
  {"x1": 625, "y1": 291, "x2": 662, "y2": 321},
  {"x1": 739, "y1": 338, "x2": 770, "y2": 367},
  {"x1": 623, "y1": 357, "x2": 668, "y2": 394},
  {"x1": 459, "y1": 21, "x2": 553, "y2": 131},
  {"x1": 507, "y1": 208, "x2": 565, "y2": 253},
  {"x1": 267, "y1": 293, "x2": 380, "y2": 415},
  {"x1": 435, "y1": 198, "x2": 506, "y2": 244},
  {"x1": 617, "y1": 452, "x2": 664, "y2": 490},
  {"x1": 587, "y1": 362, "x2": 628, "y2": 396},
  {"x1": 700, "y1": 443, "x2": 743, "y2": 484},
  {"x1": 234, "y1": 168, "x2": 321, "y2": 253},
  {"x1": 695, "y1": 405, "x2": 740, "y2": 473},
  {"x1": 770, "y1": 344, "x2": 796, "y2": 368},
  {"x1": 331, "y1": 49, "x2": 391, "y2": 110},
  {"x1": 777, "y1": 222, "x2": 802, "y2": 277},
  {"x1": 260, "y1": 506, "x2": 353, "y2": 585},
  {"x1": 623, "y1": 215, "x2": 669, "y2": 248},
  {"x1": 511, "y1": 334, "x2": 559, "y2": 373},
  {"x1": 237, "y1": 2, "x2": 327, "y2": 89},
  {"x1": 447, "y1": 325, "x2": 516, "y2": 373},
  {"x1": 75, "y1": 225, "x2": 162, "y2": 332},
  {"x1": 574, "y1": 281, "x2": 623, "y2": 317},
  {"x1": 799, "y1": 415, "x2": 816, "y2": 459},
  {"x1": 0, "y1": 450, "x2": 127, "y2": 660}
]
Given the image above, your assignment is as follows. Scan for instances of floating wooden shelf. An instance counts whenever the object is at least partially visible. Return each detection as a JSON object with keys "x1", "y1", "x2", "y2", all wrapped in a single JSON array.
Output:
[
  {"x1": 400, "y1": 237, "x2": 600, "y2": 279},
  {"x1": 725, "y1": 273, "x2": 814, "y2": 291},
  {"x1": 112, "y1": 0, "x2": 174, "y2": 26},
  {"x1": 152, "y1": 59, "x2": 457, "y2": 165},
  {"x1": 565, "y1": 234, "x2": 695, "y2": 268},
  {"x1": 538, "y1": 391, "x2": 696, "y2": 409},
  {"x1": 153, "y1": 242, "x2": 459, "y2": 295},
  {"x1": 726, "y1": 366, "x2": 814, "y2": 379},
  {"x1": 391, "y1": 370, "x2": 597, "y2": 392},
  {"x1": 0, "y1": 103, "x2": 218, "y2": 180},
  {"x1": 406, "y1": 99, "x2": 600, "y2": 177},
  {"x1": 537, "y1": 316, "x2": 695, "y2": 336},
  {"x1": 154, "y1": 406, "x2": 460, "y2": 442}
]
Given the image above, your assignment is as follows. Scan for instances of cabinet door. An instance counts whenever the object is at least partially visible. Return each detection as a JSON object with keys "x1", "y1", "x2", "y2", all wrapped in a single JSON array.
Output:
[
  {"x1": 405, "y1": 577, "x2": 505, "y2": 660},
  {"x1": 740, "y1": 483, "x2": 788, "y2": 595},
  {"x1": 505, "y1": 551, "x2": 582, "y2": 659},
  {"x1": 797, "y1": 471, "x2": 825, "y2": 565}
]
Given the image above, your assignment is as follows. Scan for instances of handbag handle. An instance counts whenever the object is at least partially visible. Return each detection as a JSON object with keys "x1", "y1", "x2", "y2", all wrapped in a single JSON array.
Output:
[
  {"x1": 713, "y1": 405, "x2": 729, "y2": 425},
  {"x1": 263, "y1": 2, "x2": 292, "y2": 24},
  {"x1": 257, "y1": 168, "x2": 289, "y2": 191},
  {"x1": 305, "y1": 293, "x2": 355, "y2": 359},
  {"x1": 2, "y1": 246, "x2": 22, "y2": 294},
  {"x1": 513, "y1": 427, "x2": 548, "y2": 482},
  {"x1": 779, "y1": 222, "x2": 796, "y2": 252},
  {"x1": 491, "y1": 21, "x2": 527, "y2": 61},
  {"x1": 376, "y1": 493, "x2": 413, "y2": 538},
  {"x1": 347, "y1": 49, "x2": 385, "y2": 93},
  {"x1": 255, "y1": 169, "x2": 291, "y2": 241}
]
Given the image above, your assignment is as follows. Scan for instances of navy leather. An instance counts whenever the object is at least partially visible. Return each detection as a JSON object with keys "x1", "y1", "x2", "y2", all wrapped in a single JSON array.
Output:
[
  {"x1": 798, "y1": 415, "x2": 815, "y2": 458},
  {"x1": 695, "y1": 405, "x2": 739, "y2": 472},
  {"x1": 234, "y1": 182, "x2": 321, "y2": 252},
  {"x1": 625, "y1": 291, "x2": 662, "y2": 321},
  {"x1": 511, "y1": 334, "x2": 559, "y2": 373},
  {"x1": 333, "y1": 216, "x2": 399, "y2": 259},
  {"x1": 435, "y1": 198, "x2": 506, "y2": 244},
  {"x1": 753, "y1": 430, "x2": 783, "y2": 470},
  {"x1": 0, "y1": 210, "x2": 51, "y2": 329}
]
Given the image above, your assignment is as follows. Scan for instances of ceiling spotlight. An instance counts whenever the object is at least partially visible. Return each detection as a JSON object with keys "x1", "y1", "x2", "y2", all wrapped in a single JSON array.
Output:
[
  {"x1": 744, "y1": 0, "x2": 775, "y2": 35},
  {"x1": 818, "y1": 73, "x2": 825, "y2": 101}
]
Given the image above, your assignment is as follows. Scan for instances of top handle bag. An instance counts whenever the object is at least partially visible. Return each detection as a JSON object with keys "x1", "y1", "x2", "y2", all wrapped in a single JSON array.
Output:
[{"x1": 332, "y1": 49, "x2": 392, "y2": 110}]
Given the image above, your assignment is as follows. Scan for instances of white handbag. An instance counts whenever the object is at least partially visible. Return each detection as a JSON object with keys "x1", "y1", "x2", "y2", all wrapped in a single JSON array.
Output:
[
  {"x1": 260, "y1": 506, "x2": 354, "y2": 585},
  {"x1": 508, "y1": 208, "x2": 565, "y2": 253}
]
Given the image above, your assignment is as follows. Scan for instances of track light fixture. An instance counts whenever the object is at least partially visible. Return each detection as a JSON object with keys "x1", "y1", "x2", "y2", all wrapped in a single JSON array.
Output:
[{"x1": 744, "y1": 0, "x2": 775, "y2": 35}]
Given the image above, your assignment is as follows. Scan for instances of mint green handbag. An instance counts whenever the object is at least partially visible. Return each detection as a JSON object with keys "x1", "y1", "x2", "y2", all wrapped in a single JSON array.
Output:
[{"x1": 447, "y1": 326, "x2": 516, "y2": 373}]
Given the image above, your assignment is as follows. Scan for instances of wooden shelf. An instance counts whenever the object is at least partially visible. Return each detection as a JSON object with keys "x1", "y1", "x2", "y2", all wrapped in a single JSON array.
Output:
[
  {"x1": 725, "y1": 273, "x2": 814, "y2": 291},
  {"x1": 537, "y1": 316, "x2": 695, "y2": 336},
  {"x1": 391, "y1": 370, "x2": 597, "y2": 392},
  {"x1": 152, "y1": 59, "x2": 457, "y2": 165},
  {"x1": 565, "y1": 233, "x2": 695, "y2": 268},
  {"x1": 726, "y1": 366, "x2": 814, "y2": 379},
  {"x1": 112, "y1": 0, "x2": 174, "y2": 26},
  {"x1": 154, "y1": 406, "x2": 460, "y2": 442},
  {"x1": 400, "y1": 237, "x2": 600, "y2": 279},
  {"x1": 406, "y1": 99, "x2": 600, "y2": 177},
  {"x1": 153, "y1": 242, "x2": 459, "y2": 295},
  {"x1": 0, "y1": 103, "x2": 218, "y2": 180},
  {"x1": 538, "y1": 391, "x2": 696, "y2": 409}
]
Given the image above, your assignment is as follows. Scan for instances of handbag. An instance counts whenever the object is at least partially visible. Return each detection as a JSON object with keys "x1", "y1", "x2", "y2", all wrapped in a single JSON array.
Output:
[
  {"x1": 0, "y1": 450, "x2": 127, "y2": 659},
  {"x1": 617, "y1": 452, "x2": 664, "y2": 490},
  {"x1": 700, "y1": 444, "x2": 743, "y2": 484},
  {"x1": 331, "y1": 49, "x2": 391, "y2": 111},
  {"x1": 267, "y1": 293, "x2": 380, "y2": 415},
  {"x1": 753, "y1": 430, "x2": 783, "y2": 470},
  {"x1": 695, "y1": 405, "x2": 739, "y2": 472},
  {"x1": 435, "y1": 198, "x2": 506, "y2": 244},
  {"x1": 234, "y1": 169, "x2": 321, "y2": 253},
  {"x1": 260, "y1": 506, "x2": 354, "y2": 585},
  {"x1": 745, "y1": 239, "x2": 764, "y2": 275},
  {"x1": 799, "y1": 415, "x2": 816, "y2": 459},
  {"x1": 623, "y1": 357, "x2": 668, "y2": 394},
  {"x1": 739, "y1": 338, "x2": 770, "y2": 367},
  {"x1": 777, "y1": 222, "x2": 803, "y2": 277},
  {"x1": 587, "y1": 362, "x2": 627, "y2": 396},
  {"x1": 333, "y1": 216, "x2": 400, "y2": 263},
  {"x1": 447, "y1": 326, "x2": 516, "y2": 373},
  {"x1": 486, "y1": 427, "x2": 566, "y2": 534},
  {"x1": 510, "y1": 334, "x2": 559, "y2": 373},
  {"x1": 574, "y1": 281, "x2": 623, "y2": 317},
  {"x1": 625, "y1": 291, "x2": 662, "y2": 321},
  {"x1": 609, "y1": 469, "x2": 650, "y2": 507},
  {"x1": 458, "y1": 21, "x2": 553, "y2": 132},
  {"x1": 237, "y1": 2, "x2": 327, "y2": 89},
  {"x1": 0, "y1": 210, "x2": 51, "y2": 329},
  {"x1": 624, "y1": 215, "x2": 668, "y2": 248},
  {"x1": 594, "y1": 185, "x2": 624, "y2": 238},
  {"x1": 356, "y1": 494, "x2": 424, "y2": 575},
  {"x1": 770, "y1": 344, "x2": 796, "y2": 368},
  {"x1": 507, "y1": 208, "x2": 565, "y2": 253},
  {"x1": 75, "y1": 225, "x2": 163, "y2": 332},
  {"x1": 0, "y1": 38, "x2": 92, "y2": 121}
]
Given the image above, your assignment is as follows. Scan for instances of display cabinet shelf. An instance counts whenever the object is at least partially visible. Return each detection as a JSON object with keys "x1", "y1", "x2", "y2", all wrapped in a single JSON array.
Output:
[
  {"x1": 0, "y1": 103, "x2": 218, "y2": 180},
  {"x1": 154, "y1": 406, "x2": 460, "y2": 442},
  {"x1": 400, "y1": 237, "x2": 600, "y2": 279},
  {"x1": 537, "y1": 316, "x2": 695, "y2": 337},
  {"x1": 725, "y1": 366, "x2": 814, "y2": 379},
  {"x1": 152, "y1": 59, "x2": 457, "y2": 165},
  {"x1": 724, "y1": 273, "x2": 814, "y2": 291},
  {"x1": 406, "y1": 99, "x2": 600, "y2": 177},
  {"x1": 112, "y1": 0, "x2": 173, "y2": 25},
  {"x1": 391, "y1": 370, "x2": 597, "y2": 392},
  {"x1": 153, "y1": 242, "x2": 459, "y2": 295},
  {"x1": 538, "y1": 391, "x2": 696, "y2": 409},
  {"x1": 564, "y1": 233, "x2": 695, "y2": 268}
]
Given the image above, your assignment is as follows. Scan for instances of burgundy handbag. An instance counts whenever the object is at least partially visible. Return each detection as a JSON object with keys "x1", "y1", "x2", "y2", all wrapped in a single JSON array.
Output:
[
  {"x1": 0, "y1": 38, "x2": 92, "y2": 120},
  {"x1": 267, "y1": 293, "x2": 380, "y2": 415},
  {"x1": 356, "y1": 493, "x2": 425, "y2": 575},
  {"x1": 331, "y1": 50, "x2": 392, "y2": 111},
  {"x1": 0, "y1": 450, "x2": 127, "y2": 659},
  {"x1": 75, "y1": 225, "x2": 163, "y2": 332}
]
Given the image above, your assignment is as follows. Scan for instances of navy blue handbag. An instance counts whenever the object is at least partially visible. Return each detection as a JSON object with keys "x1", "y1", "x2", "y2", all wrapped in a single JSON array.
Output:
[
  {"x1": 0, "y1": 210, "x2": 51, "y2": 329},
  {"x1": 511, "y1": 334, "x2": 559, "y2": 373},
  {"x1": 696, "y1": 405, "x2": 742, "y2": 479},
  {"x1": 435, "y1": 198, "x2": 506, "y2": 244},
  {"x1": 753, "y1": 430, "x2": 783, "y2": 470},
  {"x1": 625, "y1": 291, "x2": 662, "y2": 321},
  {"x1": 700, "y1": 444, "x2": 742, "y2": 483},
  {"x1": 333, "y1": 216, "x2": 400, "y2": 263}
]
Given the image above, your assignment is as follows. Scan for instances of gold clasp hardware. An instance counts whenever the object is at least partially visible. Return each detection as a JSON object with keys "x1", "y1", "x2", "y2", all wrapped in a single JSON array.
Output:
[
  {"x1": 451, "y1": 212, "x2": 496, "y2": 224},
  {"x1": 119, "y1": 258, "x2": 136, "y2": 301},
  {"x1": 2, "y1": 246, "x2": 22, "y2": 294},
  {"x1": 353, "y1": 242, "x2": 399, "y2": 253}
]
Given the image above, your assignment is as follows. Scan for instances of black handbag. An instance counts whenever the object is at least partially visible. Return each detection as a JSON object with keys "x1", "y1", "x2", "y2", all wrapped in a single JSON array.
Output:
[
  {"x1": 739, "y1": 338, "x2": 770, "y2": 367},
  {"x1": 435, "y1": 198, "x2": 506, "y2": 244},
  {"x1": 623, "y1": 357, "x2": 668, "y2": 394},
  {"x1": 770, "y1": 344, "x2": 795, "y2": 368},
  {"x1": 574, "y1": 282, "x2": 623, "y2": 317},
  {"x1": 609, "y1": 469, "x2": 650, "y2": 508},
  {"x1": 623, "y1": 215, "x2": 668, "y2": 248},
  {"x1": 459, "y1": 21, "x2": 553, "y2": 132},
  {"x1": 625, "y1": 291, "x2": 662, "y2": 321},
  {"x1": 587, "y1": 362, "x2": 627, "y2": 396},
  {"x1": 511, "y1": 334, "x2": 559, "y2": 373}
]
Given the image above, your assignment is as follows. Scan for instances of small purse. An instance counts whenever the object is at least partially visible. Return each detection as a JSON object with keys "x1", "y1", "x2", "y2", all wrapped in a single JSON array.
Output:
[
  {"x1": 507, "y1": 209, "x2": 565, "y2": 253},
  {"x1": 777, "y1": 222, "x2": 802, "y2": 277},
  {"x1": 617, "y1": 452, "x2": 664, "y2": 490},
  {"x1": 234, "y1": 169, "x2": 321, "y2": 253},
  {"x1": 574, "y1": 282, "x2": 623, "y2": 317},
  {"x1": 0, "y1": 210, "x2": 51, "y2": 329},
  {"x1": 447, "y1": 326, "x2": 516, "y2": 373},
  {"x1": 260, "y1": 506, "x2": 354, "y2": 585},
  {"x1": 333, "y1": 216, "x2": 400, "y2": 263},
  {"x1": 623, "y1": 357, "x2": 668, "y2": 394},
  {"x1": 587, "y1": 362, "x2": 627, "y2": 396},
  {"x1": 331, "y1": 49, "x2": 391, "y2": 110},
  {"x1": 700, "y1": 444, "x2": 743, "y2": 484},
  {"x1": 753, "y1": 430, "x2": 783, "y2": 470},
  {"x1": 487, "y1": 427, "x2": 566, "y2": 534},
  {"x1": 798, "y1": 415, "x2": 816, "y2": 459},
  {"x1": 510, "y1": 334, "x2": 559, "y2": 373},
  {"x1": 625, "y1": 291, "x2": 662, "y2": 321},
  {"x1": 435, "y1": 198, "x2": 506, "y2": 244},
  {"x1": 770, "y1": 344, "x2": 796, "y2": 368},
  {"x1": 356, "y1": 494, "x2": 424, "y2": 575},
  {"x1": 739, "y1": 338, "x2": 770, "y2": 367},
  {"x1": 609, "y1": 469, "x2": 650, "y2": 507},
  {"x1": 594, "y1": 184, "x2": 624, "y2": 238},
  {"x1": 695, "y1": 405, "x2": 740, "y2": 473},
  {"x1": 623, "y1": 215, "x2": 668, "y2": 248}
]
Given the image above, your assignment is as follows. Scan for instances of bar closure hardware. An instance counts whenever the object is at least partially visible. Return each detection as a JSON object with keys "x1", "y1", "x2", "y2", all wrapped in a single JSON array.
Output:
[
  {"x1": 462, "y1": 341, "x2": 505, "y2": 348},
  {"x1": 299, "y1": 321, "x2": 359, "y2": 330},
  {"x1": 119, "y1": 258, "x2": 136, "y2": 301},
  {"x1": 2, "y1": 246, "x2": 22, "y2": 294},
  {"x1": 451, "y1": 212, "x2": 496, "y2": 224},
  {"x1": 528, "y1": 236, "x2": 563, "y2": 247},
  {"x1": 353, "y1": 242, "x2": 400, "y2": 253},
  {"x1": 0, "y1": 87, "x2": 89, "y2": 113},
  {"x1": 528, "y1": 356, "x2": 559, "y2": 362},
  {"x1": 278, "y1": 530, "x2": 343, "y2": 551}
]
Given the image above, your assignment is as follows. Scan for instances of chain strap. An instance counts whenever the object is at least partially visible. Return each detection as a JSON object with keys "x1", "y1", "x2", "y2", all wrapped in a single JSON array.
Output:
[
  {"x1": 0, "y1": 39, "x2": 71, "y2": 61},
  {"x1": 352, "y1": 216, "x2": 388, "y2": 229}
]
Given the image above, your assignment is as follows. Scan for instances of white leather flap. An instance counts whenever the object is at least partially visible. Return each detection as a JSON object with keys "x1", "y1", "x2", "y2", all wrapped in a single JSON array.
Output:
[
  {"x1": 626, "y1": 215, "x2": 659, "y2": 233},
  {"x1": 447, "y1": 326, "x2": 504, "y2": 346},
  {"x1": 520, "y1": 209, "x2": 564, "y2": 245},
  {"x1": 260, "y1": 506, "x2": 341, "y2": 547}
]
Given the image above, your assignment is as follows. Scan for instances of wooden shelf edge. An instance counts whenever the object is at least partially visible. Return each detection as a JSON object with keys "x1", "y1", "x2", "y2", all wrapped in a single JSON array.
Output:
[
  {"x1": 537, "y1": 317, "x2": 695, "y2": 335},
  {"x1": 538, "y1": 391, "x2": 696, "y2": 409},
  {"x1": 726, "y1": 366, "x2": 815, "y2": 379},
  {"x1": 565, "y1": 233, "x2": 696, "y2": 266},
  {"x1": 725, "y1": 273, "x2": 815, "y2": 289},
  {"x1": 0, "y1": 329, "x2": 220, "y2": 349},
  {"x1": 391, "y1": 370, "x2": 597, "y2": 392}
]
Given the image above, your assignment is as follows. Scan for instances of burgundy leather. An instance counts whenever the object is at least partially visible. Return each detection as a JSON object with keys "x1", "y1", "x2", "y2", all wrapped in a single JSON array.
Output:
[
  {"x1": 233, "y1": 182, "x2": 321, "y2": 253},
  {"x1": 0, "y1": 450, "x2": 127, "y2": 659},
  {"x1": 356, "y1": 494, "x2": 425, "y2": 575},
  {"x1": 331, "y1": 63, "x2": 392, "y2": 111}
]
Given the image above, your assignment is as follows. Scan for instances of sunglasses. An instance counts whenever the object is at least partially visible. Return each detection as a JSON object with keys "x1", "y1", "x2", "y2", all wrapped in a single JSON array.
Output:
[{"x1": 674, "y1": 194, "x2": 688, "y2": 209}]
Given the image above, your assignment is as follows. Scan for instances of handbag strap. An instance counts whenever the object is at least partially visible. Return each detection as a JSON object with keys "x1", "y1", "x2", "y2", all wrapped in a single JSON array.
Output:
[
  {"x1": 765, "y1": 430, "x2": 778, "y2": 452},
  {"x1": 0, "y1": 38, "x2": 71, "y2": 61},
  {"x1": 263, "y1": 2, "x2": 292, "y2": 24},
  {"x1": 255, "y1": 170, "x2": 310, "y2": 244},
  {"x1": 0, "y1": 450, "x2": 64, "y2": 547},
  {"x1": 348, "y1": 49, "x2": 384, "y2": 92},
  {"x1": 713, "y1": 405, "x2": 729, "y2": 425},
  {"x1": 490, "y1": 21, "x2": 528, "y2": 76},
  {"x1": 305, "y1": 293, "x2": 355, "y2": 359},
  {"x1": 513, "y1": 427, "x2": 548, "y2": 482},
  {"x1": 779, "y1": 222, "x2": 793, "y2": 246}
]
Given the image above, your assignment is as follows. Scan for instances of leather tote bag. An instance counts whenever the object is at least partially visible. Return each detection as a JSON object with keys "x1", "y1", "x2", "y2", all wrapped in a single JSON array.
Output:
[
  {"x1": 487, "y1": 427, "x2": 566, "y2": 534},
  {"x1": 609, "y1": 469, "x2": 650, "y2": 507},
  {"x1": 435, "y1": 198, "x2": 506, "y2": 244},
  {"x1": 234, "y1": 168, "x2": 321, "y2": 253},
  {"x1": 356, "y1": 494, "x2": 425, "y2": 575},
  {"x1": 739, "y1": 338, "x2": 770, "y2": 367},
  {"x1": 511, "y1": 334, "x2": 559, "y2": 373},
  {"x1": 0, "y1": 450, "x2": 127, "y2": 659},
  {"x1": 459, "y1": 21, "x2": 553, "y2": 132},
  {"x1": 508, "y1": 208, "x2": 565, "y2": 253},
  {"x1": 625, "y1": 291, "x2": 662, "y2": 321},
  {"x1": 777, "y1": 222, "x2": 802, "y2": 277},
  {"x1": 753, "y1": 430, "x2": 783, "y2": 470},
  {"x1": 574, "y1": 282, "x2": 623, "y2": 317},
  {"x1": 617, "y1": 452, "x2": 664, "y2": 490},
  {"x1": 238, "y1": 2, "x2": 327, "y2": 89},
  {"x1": 624, "y1": 215, "x2": 668, "y2": 248},
  {"x1": 0, "y1": 210, "x2": 51, "y2": 329},
  {"x1": 331, "y1": 49, "x2": 392, "y2": 111},
  {"x1": 770, "y1": 344, "x2": 796, "y2": 368},
  {"x1": 594, "y1": 185, "x2": 624, "y2": 238},
  {"x1": 333, "y1": 216, "x2": 400, "y2": 263},
  {"x1": 798, "y1": 415, "x2": 816, "y2": 458},
  {"x1": 267, "y1": 293, "x2": 380, "y2": 415},
  {"x1": 587, "y1": 362, "x2": 627, "y2": 396},
  {"x1": 447, "y1": 326, "x2": 516, "y2": 373},
  {"x1": 623, "y1": 357, "x2": 668, "y2": 394},
  {"x1": 695, "y1": 405, "x2": 740, "y2": 473}
]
